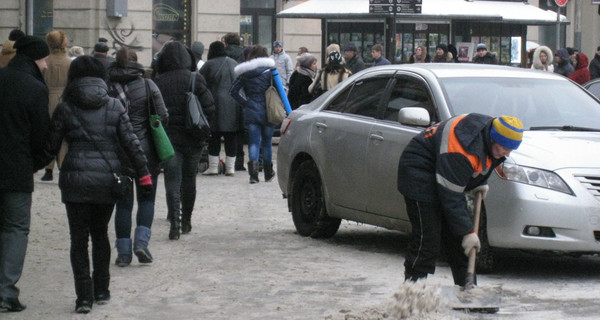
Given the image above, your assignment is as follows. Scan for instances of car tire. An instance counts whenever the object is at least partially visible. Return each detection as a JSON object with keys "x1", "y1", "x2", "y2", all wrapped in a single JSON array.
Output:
[
  {"x1": 291, "y1": 161, "x2": 341, "y2": 238},
  {"x1": 476, "y1": 204, "x2": 495, "y2": 274}
]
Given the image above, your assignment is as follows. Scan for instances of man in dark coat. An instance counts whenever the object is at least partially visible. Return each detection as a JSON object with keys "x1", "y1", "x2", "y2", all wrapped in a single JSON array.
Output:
[
  {"x1": 92, "y1": 42, "x2": 114, "y2": 71},
  {"x1": 344, "y1": 43, "x2": 365, "y2": 75},
  {"x1": 0, "y1": 35, "x2": 51, "y2": 312},
  {"x1": 554, "y1": 48, "x2": 575, "y2": 77},
  {"x1": 589, "y1": 45, "x2": 600, "y2": 80},
  {"x1": 472, "y1": 43, "x2": 498, "y2": 65},
  {"x1": 223, "y1": 32, "x2": 245, "y2": 63},
  {"x1": 398, "y1": 114, "x2": 523, "y2": 287}
]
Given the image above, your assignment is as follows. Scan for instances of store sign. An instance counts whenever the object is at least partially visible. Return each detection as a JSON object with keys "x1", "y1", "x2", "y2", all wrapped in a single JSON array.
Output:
[
  {"x1": 554, "y1": 0, "x2": 568, "y2": 7},
  {"x1": 369, "y1": 0, "x2": 422, "y2": 14}
]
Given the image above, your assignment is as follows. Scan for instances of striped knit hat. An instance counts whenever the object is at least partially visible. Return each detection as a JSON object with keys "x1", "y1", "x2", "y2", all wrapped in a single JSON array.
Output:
[{"x1": 490, "y1": 116, "x2": 523, "y2": 150}]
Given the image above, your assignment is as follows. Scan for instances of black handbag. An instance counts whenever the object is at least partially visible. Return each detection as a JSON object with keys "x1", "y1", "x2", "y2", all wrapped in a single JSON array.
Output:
[
  {"x1": 71, "y1": 101, "x2": 132, "y2": 200},
  {"x1": 185, "y1": 72, "x2": 211, "y2": 140}
]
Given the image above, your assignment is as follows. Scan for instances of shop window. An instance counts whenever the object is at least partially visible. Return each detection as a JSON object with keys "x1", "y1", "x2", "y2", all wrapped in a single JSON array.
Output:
[
  {"x1": 241, "y1": 1, "x2": 275, "y2": 48},
  {"x1": 152, "y1": 0, "x2": 191, "y2": 56},
  {"x1": 327, "y1": 22, "x2": 385, "y2": 65},
  {"x1": 32, "y1": 0, "x2": 54, "y2": 38}
]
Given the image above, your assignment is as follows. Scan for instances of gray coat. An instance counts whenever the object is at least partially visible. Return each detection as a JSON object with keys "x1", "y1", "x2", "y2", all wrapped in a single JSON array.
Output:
[{"x1": 200, "y1": 56, "x2": 242, "y2": 133}]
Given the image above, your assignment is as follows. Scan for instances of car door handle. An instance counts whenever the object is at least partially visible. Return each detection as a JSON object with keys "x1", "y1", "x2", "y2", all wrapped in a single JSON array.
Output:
[
  {"x1": 315, "y1": 122, "x2": 328, "y2": 129},
  {"x1": 369, "y1": 133, "x2": 384, "y2": 141}
]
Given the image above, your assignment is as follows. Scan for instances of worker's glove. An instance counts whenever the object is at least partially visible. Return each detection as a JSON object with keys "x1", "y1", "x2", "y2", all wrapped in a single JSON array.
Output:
[
  {"x1": 471, "y1": 184, "x2": 489, "y2": 199},
  {"x1": 461, "y1": 232, "x2": 481, "y2": 256}
]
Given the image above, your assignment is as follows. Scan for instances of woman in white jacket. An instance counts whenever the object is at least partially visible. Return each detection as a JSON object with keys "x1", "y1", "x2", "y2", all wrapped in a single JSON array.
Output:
[{"x1": 531, "y1": 45, "x2": 554, "y2": 72}]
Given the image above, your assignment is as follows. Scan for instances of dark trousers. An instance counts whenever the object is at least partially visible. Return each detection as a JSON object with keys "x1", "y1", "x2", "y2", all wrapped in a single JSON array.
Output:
[
  {"x1": 0, "y1": 191, "x2": 31, "y2": 298},
  {"x1": 65, "y1": 202, "x2": 113, "y2": 284},
  {"x1": 403, "y1": 197, "x2": 470, "y2": 286},
  {"x1": 163, "y1": 146, "x2": 202, "y2": 219},
  {"x1": 207, "y1": 132, "x2": 237, "y2": 157},
  {"x1": 114, "y1": 174, "x2": 158, "y2": 238}
]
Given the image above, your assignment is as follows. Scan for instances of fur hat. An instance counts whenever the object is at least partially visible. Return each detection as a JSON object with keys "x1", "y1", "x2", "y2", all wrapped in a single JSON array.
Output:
[
  {"x1": 207, "y1": 41, "x2": 226, "y2": 60},
  {"x1": 67, "y1": 55, "x2": 106, "y2": 82},
  {"x1": 191, "y1": 41, "x2": 205, "y2": 59},
  {"x1": 14, "y1": 35, "x2": 50, "y2": 61},
  {"x1": 9, "y1": 29, "x2": 25, "y2": 41},
  {"x1": 490, "y1": 116, "x2": 524, "y2": 150},
  {"x1": 436, "y1": 43, "x2": 448, "y2": 54},
  {"x1": 327, "y1": 50, "x2": 342, "y2": 66},
  {"x1": 94, "y1": 42, "x2": 109, "y2": 53},
  {"x1": 46, "y1": 30, "x2": 68, "y2": 50},
  {"x1": 297, "y1": 53, "x2": 316, "y2": 69}
]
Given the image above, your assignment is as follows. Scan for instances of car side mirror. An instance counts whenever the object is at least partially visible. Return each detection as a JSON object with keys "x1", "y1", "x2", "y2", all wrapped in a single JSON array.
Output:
[{"x1": 398, "y1": 107, "x2": 431, "y2": 126}]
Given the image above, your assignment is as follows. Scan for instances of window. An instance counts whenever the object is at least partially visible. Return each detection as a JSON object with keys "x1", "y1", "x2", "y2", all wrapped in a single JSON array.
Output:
[
  {"x1": 326, "y1": 77, "x2": 390, "y2": 118},
  {"x1": 384, "y1": 76, "x2": 435, "y2": 123},
  {"x1": 152, "y1": 0, "x2": 192, "y2": 55},
  {"x1": 241, "y1": 1, "x2": 275, "y2": 47}
]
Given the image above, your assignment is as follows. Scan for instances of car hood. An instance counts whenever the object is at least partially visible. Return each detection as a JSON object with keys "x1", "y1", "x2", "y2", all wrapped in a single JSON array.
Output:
[{"x1": 509, "y1": 132, "x2": 600, "y2": 169}]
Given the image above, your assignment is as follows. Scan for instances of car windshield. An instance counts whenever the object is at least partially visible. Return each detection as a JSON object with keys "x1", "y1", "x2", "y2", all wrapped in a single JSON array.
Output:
[{"x1": 440, "y1": 77, "x2": 600, "y2": 130}]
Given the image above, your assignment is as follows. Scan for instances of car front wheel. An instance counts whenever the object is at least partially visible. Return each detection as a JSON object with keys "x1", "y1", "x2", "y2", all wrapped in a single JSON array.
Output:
[{"x1": 291, "y1": 161, "x2": 341, "y2": 238}]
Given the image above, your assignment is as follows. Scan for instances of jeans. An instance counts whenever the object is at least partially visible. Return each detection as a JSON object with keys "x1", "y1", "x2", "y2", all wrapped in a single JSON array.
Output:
[
  {"x1": 163, "y1": 146, "x2": 202, "y2": 219},
  {"x1": 114, "y1": 174, "x2": 159, "y2": 239},
  {"x1": 207, "y1": 132, "x2": 237, "y2": 157},
  {"x1": 403, "y1": 197, "x2": 469, "y2": 286},
  {"x1": 0, "y1": 191, "x2": 31, "y2": 298},
  {"x1": 247, "y1": 123, "x2": 274, "y2": 162},
  {"x1": 65, "y1": 202, "x2": 113, "y2": 283}
]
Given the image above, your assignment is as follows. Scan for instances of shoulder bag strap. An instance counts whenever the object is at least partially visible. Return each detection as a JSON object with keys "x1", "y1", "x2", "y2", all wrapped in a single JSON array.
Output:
[
  {"x1": 70, "y1": 102, "x2": 118, "y2": 175},
  {"x1": 188, "y1": 71, "x2": 196, "y2": 94},
  {"x1": 144, "y1": 79, "x2": 157, "y2": 115}
]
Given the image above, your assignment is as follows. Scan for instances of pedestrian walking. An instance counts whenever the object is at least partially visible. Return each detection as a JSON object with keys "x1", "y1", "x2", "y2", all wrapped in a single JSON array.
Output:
[
  {"x1": 153, "y1": 41, "x2": 215, "y2": 240},
  {"x1": 230, "y1": 45, "x2": 277, "y2": 184},
  {"x1": 200, "y1": 41, "x2": 241, "y2": 176},
  {"x1": 308, "y1": 50, "x2": 351, "y2": 99},
  {"x1": 288, "y1": 53, "x2": 317, "y2": 110},
  {"x1": 45, "y1": 56, "x2": 151, "y2": 313},
  {"x1": 107, "y1": 47, "x2": 168, "y2": 267},
  {"x1": 554, "y1": 48, "x2": 574, "y2": 77},
  {"x1": 568, "y1": 52, "x2": 591, "y2": 85},
  {"x1": 589, "y1": 45, "x2": 600, "y2": 80},
  {"x1": 41, "y1": 30, "x2": 72, "y2": 181},
  {"x1": 0, "y1": 34, "x2": 51, "y2": 313},
  {"x1": 343, "y1": 43, "x2": 366, "y2": 74},
  {"x1": 397, "y1": 114, "x2": 523, "y2": 287},
  {"x1": 530, "y1": 45, "x2": 554, "y2": 72},
  {"x1": 270, "y1": 41, "x2": 293, "y2": 88},
  {"x1": 371, "y1": 44, "x2": 391, "y2": 66}
]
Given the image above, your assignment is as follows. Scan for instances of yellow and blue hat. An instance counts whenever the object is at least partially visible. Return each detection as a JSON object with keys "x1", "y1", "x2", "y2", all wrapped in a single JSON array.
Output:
[{"x1": 490, "y1": 116, "x2": 523, "y2": 150}]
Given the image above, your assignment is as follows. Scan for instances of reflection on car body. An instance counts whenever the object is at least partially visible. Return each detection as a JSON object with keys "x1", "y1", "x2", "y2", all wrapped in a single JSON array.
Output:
[{"x1": 277, "y1": 64, "x2": 600, "y2": 272}]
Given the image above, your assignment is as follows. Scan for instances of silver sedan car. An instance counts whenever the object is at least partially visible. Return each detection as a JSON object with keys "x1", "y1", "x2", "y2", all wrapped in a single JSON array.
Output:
[{"x1": 277, "y1": 64, "x2": 600, "y2": 272}]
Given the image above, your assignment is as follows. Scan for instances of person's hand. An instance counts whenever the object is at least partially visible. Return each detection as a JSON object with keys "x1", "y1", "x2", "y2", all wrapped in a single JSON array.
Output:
[
  {"x1": 139, "y1": 175, "x2": 153, "y2": 198},
  {"x1": 471, "y1": 184, "x2": 489, "y2": 199},
  {"x1": 461, "y1": 232, "x2": 481, "y2": 256}
]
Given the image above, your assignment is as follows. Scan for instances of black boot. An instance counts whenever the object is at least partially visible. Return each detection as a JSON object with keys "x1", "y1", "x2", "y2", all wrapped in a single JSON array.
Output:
[
  {"x1": 181, "y1": 212, "x2": 192, "y2": 234},
  {"x1": 248, "y1": 161, "x2": 259, "y2": 184},
  {"x1": 41, "y1": 168, "x2": 53, "y2": 181},
  {"x1": 235, "y1": 155, "x2": 246, "y2": 171},
  {"x1": 75, "y1": 279, "x2": 94, "y2": 313},
  {"x1": 93, "y1": 276, "x2": 110, "y2": 305},
  {"x1": 264, "y1": 162, "x2": 275, "y2": 182},
  {"x1": 169, "y1": 212, "x2": 181, "y2": 240}
]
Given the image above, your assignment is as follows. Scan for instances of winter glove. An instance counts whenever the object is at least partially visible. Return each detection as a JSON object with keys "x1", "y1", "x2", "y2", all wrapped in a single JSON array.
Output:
[
  {"x1": 461, "y1": 232, "x2": 481, "y2": 256},
  {"x1": 139, "y1": 174, "x2": 153, "y2": 199},
  {"x1": 471, "y1": 184, "x2": 489, "y2": 199}
]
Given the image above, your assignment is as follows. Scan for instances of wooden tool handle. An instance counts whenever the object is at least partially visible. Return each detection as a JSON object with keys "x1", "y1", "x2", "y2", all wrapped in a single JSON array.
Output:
[{"x1": 465, "y1": 190, "x2": 483, "y2": 288}]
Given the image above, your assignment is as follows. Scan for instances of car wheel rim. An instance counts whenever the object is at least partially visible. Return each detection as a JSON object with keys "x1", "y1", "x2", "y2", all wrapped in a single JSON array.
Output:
[{"x1": 299, "y1": 177, "x2": 321, "y2": 223}]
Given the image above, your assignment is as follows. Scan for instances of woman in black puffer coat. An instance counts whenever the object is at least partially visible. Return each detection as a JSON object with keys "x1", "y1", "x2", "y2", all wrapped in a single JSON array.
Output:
[
  {"x1": 153, "y1": 41, "x2": 215, "y2": 240},
  {"x1": 199, "y1": 41, "x2": 240, "y2": 176},
  {"x1": 46, "y1": 56, "x2": 151, "y2": 314},
  {"x1": 107, "y1": 47, "x2": 169, "y2": 267}
]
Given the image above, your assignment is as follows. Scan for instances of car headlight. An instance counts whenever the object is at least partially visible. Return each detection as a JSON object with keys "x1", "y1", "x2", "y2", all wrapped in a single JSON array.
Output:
[{"x1": 495, "y1": 163, "x2": 573, "y2": 195}]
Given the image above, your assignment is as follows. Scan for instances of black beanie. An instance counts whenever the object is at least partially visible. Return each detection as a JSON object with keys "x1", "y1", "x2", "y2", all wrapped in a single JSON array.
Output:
[
  {"x1": 207, "y1": 41, "x2": 226, "y2": 60},
  {"x1": 14, "y1": 35, "x2": 50, "y2": 61},
  {"x1": 68, "y1": 56, "x2": 106, "y2": 82},
  {"x1": 436, "y1": 44, "x2": 448, "y2": 54},
  {"x1": 9, "y1": 29, "x2": 25, "y2": 41}
]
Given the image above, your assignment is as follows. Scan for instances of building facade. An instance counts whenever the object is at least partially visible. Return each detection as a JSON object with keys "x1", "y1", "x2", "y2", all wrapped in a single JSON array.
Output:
[{"x1": 0, "y1": 0, "x2": 598, "y2": 69}]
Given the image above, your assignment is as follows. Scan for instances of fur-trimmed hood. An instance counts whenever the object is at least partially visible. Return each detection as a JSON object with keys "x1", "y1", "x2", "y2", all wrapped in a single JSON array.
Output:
[
  {"x1": 532, "y1": 46, "x2": 554, "y2": 71},
  {"x1": 234, "y1": 57, "x2": 274, "y2": 76}
]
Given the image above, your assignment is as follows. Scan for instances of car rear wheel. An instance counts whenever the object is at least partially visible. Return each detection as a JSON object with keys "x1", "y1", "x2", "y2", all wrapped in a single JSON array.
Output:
[{"x1": 291, "y1": 161, "x2": 341, "y2": 238}]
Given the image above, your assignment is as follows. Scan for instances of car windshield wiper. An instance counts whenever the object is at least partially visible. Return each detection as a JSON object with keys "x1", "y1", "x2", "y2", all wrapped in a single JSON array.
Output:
[{"x1": 529, "y1": 125, "x2": 600, "y2": 132}]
